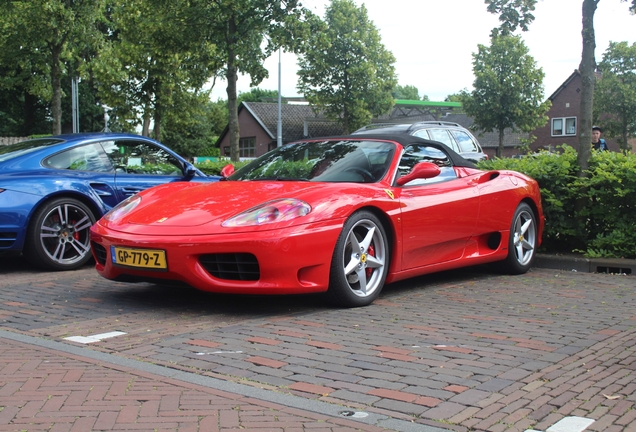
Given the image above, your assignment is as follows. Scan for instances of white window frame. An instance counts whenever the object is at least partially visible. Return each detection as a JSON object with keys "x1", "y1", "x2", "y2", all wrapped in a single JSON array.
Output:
[{"x1": 551, "y1": 117, "x2": 577, "y2": 137}]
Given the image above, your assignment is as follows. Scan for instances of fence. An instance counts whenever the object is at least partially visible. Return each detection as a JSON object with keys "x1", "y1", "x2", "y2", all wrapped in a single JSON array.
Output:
[{"x1": 0, "y1": 137, "x2": 30, "y2": 146}]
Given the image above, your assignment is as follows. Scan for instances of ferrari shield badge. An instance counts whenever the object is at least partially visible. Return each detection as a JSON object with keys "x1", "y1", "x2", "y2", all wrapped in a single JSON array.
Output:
[{"x1": 384, "y1": 189, "x2": 394, "y2": 200}]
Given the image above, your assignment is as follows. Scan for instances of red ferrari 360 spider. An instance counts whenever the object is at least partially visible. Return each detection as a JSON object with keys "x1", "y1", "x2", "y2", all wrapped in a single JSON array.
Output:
[{"x1": 90, "y1": 135, "x2": 544, "y2": 307}]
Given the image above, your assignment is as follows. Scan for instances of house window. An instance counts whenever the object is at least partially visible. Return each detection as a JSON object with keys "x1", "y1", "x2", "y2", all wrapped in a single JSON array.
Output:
[
  {"x1": 239, "y1": 137, "x2": 256, "y2": 158},
  {"x1": 551, "y1": 117, "x2": 577, "y2": 136}
]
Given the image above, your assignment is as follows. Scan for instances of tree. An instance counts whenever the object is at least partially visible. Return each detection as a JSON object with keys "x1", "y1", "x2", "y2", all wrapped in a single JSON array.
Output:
[
  {"x1": 594, "y1": 41, "x2": 636, "y2": 151},
  {"x1": 297, "y1": 0, "x2": 397, "y2": 134},
  {"x1": 238, "y1": 88, "x2": 280, "y2": 104},
  {"x1": 0, "y1": 66, "x2": 51, "y2": 136},
  {"x1": 578, "y1": 0, "x2": 598, "y2": 172},
  {"x1": 485, "y1": 0, "x2": 536, "y2": 34},
  {"x1": 445, "y1": 93, "x2": 464, "y2": 103},
  {"x1": 188, "y1": 0, "x2": 315, "y2": 162},
  {"x1": 392, "y1": 84, "x2": 428, "y2": 101},
  {"x1": 162, "y1": 90, "x2": 222, "y2": 158},
  {"x1": 0, "y1": 0, "x2": 105, "y2": 135},
  {"x1": 94, "y1": 0, "x2": 218, "y2": 140},
  {"x1": 485, "y1": 0, "x2": 636, "y2": 169},
  {"x1": 461, "y1": 34, "x2": 550, "y2": 158}
]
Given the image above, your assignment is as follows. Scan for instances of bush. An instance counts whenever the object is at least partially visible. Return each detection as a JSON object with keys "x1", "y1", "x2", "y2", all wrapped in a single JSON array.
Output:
[
  {"x1": 478, "y1": 146, "x2": 636, "y2": 259},
  {"x1": 576, "y1": 151, "x2": 636, "y2": 258}
]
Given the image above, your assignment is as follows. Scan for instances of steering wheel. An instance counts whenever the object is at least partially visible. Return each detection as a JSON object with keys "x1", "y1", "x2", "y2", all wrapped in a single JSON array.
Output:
[{"x1": 344, "y1": 167, "x2": 374, "y2": 182}]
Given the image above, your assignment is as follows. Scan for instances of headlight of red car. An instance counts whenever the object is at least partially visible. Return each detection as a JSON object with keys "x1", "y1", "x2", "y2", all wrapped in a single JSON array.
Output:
[
  {"x1": 222, "y1": 199, "x2": 311, "y2": 227},
  {"x1": 103, "y1": 195, "x2": 142, "y2": 222}
]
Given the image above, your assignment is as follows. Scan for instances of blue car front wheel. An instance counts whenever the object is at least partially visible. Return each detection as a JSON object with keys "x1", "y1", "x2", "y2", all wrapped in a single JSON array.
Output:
[{"x1": 25, "y1": 197, "x2": 96, "y2": 271}]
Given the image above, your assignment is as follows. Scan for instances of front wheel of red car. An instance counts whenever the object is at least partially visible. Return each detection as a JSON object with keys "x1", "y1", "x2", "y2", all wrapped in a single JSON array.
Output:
[
  {"x1": 499, "y1": 202, "x2": 537, "y2": 274},
  {"x1": 328, "y1": 211, "x2": 389, "y2": 307}
]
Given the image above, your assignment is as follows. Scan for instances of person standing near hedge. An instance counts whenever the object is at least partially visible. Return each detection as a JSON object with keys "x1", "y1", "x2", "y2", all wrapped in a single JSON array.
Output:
[{"x1": 592, "y1": 126, "x2": 609, "y2": 151}]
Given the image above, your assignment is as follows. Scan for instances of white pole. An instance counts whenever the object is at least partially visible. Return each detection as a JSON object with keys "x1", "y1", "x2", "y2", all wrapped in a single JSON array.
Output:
[{"x1": 71, "y1": 77, "x2": 79, "y2": 133}]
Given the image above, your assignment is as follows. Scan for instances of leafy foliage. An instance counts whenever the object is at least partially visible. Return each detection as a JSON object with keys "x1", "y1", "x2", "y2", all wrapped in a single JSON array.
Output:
[
  {"x1": 461, "y1": 34, "x2": 550, "y2": 157},
  {"x1": 187, "y1": 0, "x2": 316, "y2": 162},
  {"x1": 575, "y1": 150, "x2": 636, "y2": 258},
  {"x1": 0, "y1": 0, "x2": 106, "y2": 134},
  {"x1": 484, "y1": 0, "x2": 536, "y2": 34},
  {"x1": 238, "y1": 88, "x2": 280, "y2": 104},
  {"x1": 161, "y1": 91, "x2": 222, "y2": 158},
  {"x1": 478, "y1": 147, "x2": 636, "y2": 258},
  {"x1": 297, "y1": 0, "x2": 397, "y2": 133},
  {"x1": 94, "y1": 0, "x2": 218, "y2": 139},
  {"x1": 392, "y1": 85, "x2": 427, "y2": 101},
  {"x1": 594, "y1": 41, "x2": 636, "y2": 151}
]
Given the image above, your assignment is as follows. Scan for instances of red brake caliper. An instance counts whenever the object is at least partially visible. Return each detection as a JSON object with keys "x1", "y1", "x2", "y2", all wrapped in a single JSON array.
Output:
[
  {"x1": 366, "y1": 244, "x2": 375, "y2": 278},
  {"x1": 72, "y1": 220, "x2": 80, "y2": 240}
]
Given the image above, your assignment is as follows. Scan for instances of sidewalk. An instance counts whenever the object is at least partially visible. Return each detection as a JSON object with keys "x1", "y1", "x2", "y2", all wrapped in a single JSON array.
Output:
[{"x1": 1, "y1": 333, "x2": 414, "y2": 432}]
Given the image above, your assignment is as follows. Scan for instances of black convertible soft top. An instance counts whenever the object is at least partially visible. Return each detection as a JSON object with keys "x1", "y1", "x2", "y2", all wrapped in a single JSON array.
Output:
[{"x1": 300, "y1": 134, "x2": 478, "y2": 169}]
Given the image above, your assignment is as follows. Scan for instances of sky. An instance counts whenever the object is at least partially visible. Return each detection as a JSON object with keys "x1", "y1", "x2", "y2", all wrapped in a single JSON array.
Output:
[{"x1": 208, "y1": 0, "x2": 636, "y2": 102}]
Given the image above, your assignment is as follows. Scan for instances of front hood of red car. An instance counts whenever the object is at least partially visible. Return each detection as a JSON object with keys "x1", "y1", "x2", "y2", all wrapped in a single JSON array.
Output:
[{"x1": 121, "y1": 181, "x2": 325, "y2": 227}]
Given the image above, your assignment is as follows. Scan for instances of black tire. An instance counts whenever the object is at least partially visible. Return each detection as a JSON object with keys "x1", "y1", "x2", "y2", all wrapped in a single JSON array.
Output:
[
  {"x1": 328, "y1": 211, "x2": 389, "y2": 307},
  {"x1": 499, "y1": 202, "x2": 537, "y2": 274},
  {"x1": 24, "y1": 197, "x2": 96, "y2": 271}
]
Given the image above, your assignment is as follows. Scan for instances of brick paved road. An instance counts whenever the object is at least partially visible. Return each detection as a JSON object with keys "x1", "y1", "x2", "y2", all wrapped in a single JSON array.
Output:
[{"x1": 1, "y1": 256, "x2": 635, "y2": 431}]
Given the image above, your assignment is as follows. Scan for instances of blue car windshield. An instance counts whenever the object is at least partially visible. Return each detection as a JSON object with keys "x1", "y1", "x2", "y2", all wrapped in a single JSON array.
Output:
[
  {"x1": 0, "y1": 138, "x2": 64, "y2": 162},
  {"x1": 228, "y1": 139, "x2": 396, "y2": 183}
]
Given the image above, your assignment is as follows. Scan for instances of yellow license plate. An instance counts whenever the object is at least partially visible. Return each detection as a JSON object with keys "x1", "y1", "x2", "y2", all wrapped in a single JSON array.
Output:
[{"x1": 111, "y1": 246, "x2": 167, "y2": 270}]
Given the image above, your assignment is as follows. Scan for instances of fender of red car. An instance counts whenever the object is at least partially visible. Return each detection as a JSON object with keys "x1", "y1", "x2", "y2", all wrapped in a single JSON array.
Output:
[{"x1": 100, "y1": 180, "x2": 402, "y2": 235}]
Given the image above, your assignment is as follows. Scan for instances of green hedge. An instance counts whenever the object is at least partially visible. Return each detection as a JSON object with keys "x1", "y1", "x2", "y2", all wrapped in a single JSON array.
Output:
[{"x1": 478, "y1": 146, "x2": 636, "y2": 259}]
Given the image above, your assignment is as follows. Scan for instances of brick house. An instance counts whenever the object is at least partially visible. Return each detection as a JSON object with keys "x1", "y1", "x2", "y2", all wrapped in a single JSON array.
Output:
[
  {"x1": 532, "y1": 69, "x2": 621, "y2": 152},
  {"x1": 215, "y1": 102, "x2": 344, "y2": 159},
  {"x1": 216, "y1": 100, "x2": 527, "y2": 159}
]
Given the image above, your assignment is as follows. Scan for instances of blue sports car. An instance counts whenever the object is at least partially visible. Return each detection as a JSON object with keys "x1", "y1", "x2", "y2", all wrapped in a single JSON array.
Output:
[{"x1": 0, "y1": 133, "x2": 219, "y2": 271}]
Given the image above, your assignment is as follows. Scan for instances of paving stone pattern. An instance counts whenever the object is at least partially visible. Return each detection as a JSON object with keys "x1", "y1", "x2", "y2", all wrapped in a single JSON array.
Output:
[
  {"x1": 1, "y1": 259, "x2": 635, "y2": 431},
  {"x1": 0, "y1": 337, "x2": 383, "y2": 431}
]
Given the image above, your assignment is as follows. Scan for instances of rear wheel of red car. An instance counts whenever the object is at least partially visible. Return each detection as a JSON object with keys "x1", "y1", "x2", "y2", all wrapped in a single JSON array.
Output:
[
  {"x1": 500, "y1": 202, "x2": 537, "y2": 274},
  {"x1": 25, "y1": 197, "x2": 96, "y2": 271},
  {"x1": 328, "y1": 211, "x2": 389, "y2": 307}
]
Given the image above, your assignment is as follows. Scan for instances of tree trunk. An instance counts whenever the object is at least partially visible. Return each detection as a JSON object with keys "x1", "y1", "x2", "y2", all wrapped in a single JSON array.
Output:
[
  {"x1": 153, "y1": 98, "x2": 162, "y2": 142},
  {"x1": 142, "y1": 109, "x2": 151, "y2": 136},
  {"x1": 23, "y1": 91, "x2": 37, "y2": 136},
  {"x1": 50, "y1": 45, "x2": 62, "y2": 135},
  {"x1": 621, "y1": 114, "x2": 629, "y2": 152},
  {"x1": 574, "y1": 0, "x2": 599, "y2": 252},
  {"x1": 498, "y1": 128, "x2": 504, "y2": 158},
  {"x1": 577, "y1": 0, "x2": 599, "y2": 173},
  {"x1": 227, "y1": 18, "x2": 240, "y2": 163},
  {"x1": 142, "y1": 89, "x2": 152, "y2": 136}
]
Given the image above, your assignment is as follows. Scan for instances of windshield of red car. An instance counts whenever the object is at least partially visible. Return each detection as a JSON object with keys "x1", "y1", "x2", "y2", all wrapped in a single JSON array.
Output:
[{"x1": 227, "y1": 140, "x2": 396, "y2": 183}]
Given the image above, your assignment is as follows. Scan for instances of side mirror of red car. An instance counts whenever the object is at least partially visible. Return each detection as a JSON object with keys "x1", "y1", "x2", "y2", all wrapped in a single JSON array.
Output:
[
  {"x1": 396, "y1": 162, "x2": 441, "y2": 186},
  {"x1": 220, "y1": 164, "x2": 235, "y2": 178}
]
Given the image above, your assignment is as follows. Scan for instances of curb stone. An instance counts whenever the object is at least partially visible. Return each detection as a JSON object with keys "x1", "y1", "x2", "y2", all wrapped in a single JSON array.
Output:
[{"x1": 535, "y1": 253, "x2": 636, "y2": 274}]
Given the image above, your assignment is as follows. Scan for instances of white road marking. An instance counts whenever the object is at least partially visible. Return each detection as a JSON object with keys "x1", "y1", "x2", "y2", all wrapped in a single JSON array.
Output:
[
  {"x1": 64, "y1": 331, "x2": 126, "y2": 344},
  {"x1": 526, "y1": 416, "x2": 595, "y2": 432}
]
